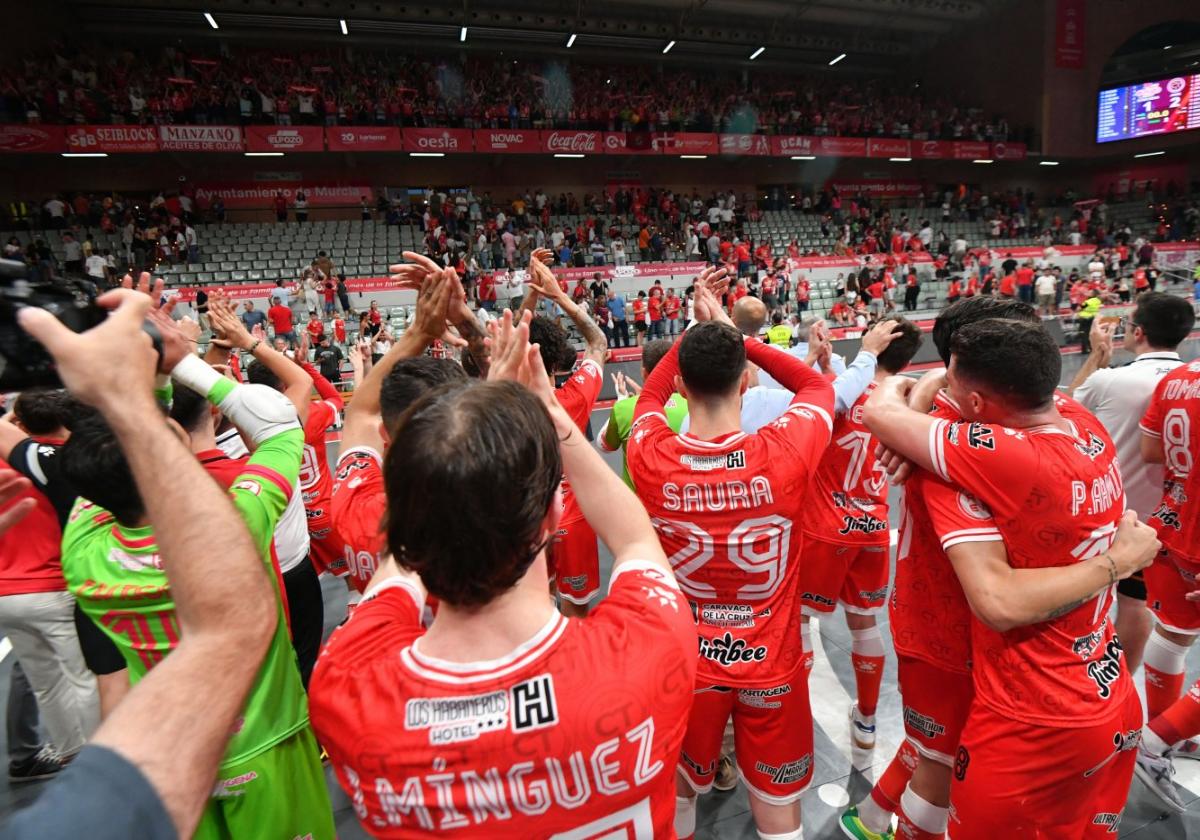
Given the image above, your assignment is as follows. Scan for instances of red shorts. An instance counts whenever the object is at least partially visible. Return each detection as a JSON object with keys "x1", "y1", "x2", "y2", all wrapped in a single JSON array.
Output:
[
  {"x1": 1145, "y1": 546, "x2": 1200, "y2": 634},
  {"x1": 948, "y1": 690, "x2": 1143, "y2": 838},
  {"x1": 678, "y1": 676, "x2": 813, "y2": 805},
  {"x1": 552, "y1": 517, "x2": 600, "y2": 605},
  {"x1": 799, "y1": 537, "x2": 889, "y2": 616},
  {"x1": 896, "y1": 654, "x2": 973, "y2": 767}
]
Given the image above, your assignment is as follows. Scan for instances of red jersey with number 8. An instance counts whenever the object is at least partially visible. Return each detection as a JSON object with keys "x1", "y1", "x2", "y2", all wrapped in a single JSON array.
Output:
[
  {"x1": 801, "y1": 382, "x2": 890, "y2": 546},
  {"x1": 628, "y1": 339, "x2": 834, "y2": 688},
  {"x1": 1140, "y1": 361, "x2": 1200, "y2": 562},
  {"x1": 925, "y1": 395, "x2": 1131, "y2": 727}
]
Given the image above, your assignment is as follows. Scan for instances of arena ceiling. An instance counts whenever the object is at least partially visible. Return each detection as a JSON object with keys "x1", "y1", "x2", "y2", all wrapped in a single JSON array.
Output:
[{"x1": 62, "y1": 0, "x2": 1020, "y2": 74}]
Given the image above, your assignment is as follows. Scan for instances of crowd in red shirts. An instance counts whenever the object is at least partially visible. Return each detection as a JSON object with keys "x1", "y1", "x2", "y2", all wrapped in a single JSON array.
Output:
[{"x1": 1, "y1": 45, "x2": 1023, "y2": 142}]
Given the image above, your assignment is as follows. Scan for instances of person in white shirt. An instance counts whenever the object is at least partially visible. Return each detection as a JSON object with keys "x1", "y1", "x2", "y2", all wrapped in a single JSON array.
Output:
[
  {"x1": 1069, "y1": 230, "x2": 1083, "y2": 246},
  {"x1": 44, "y1": 197, "x2": 66, "y2": 228},
  {"x1": 611, "y1": 237, "x2": 626, "y2": 267},
  {"x1": 1088, "y1": 256, "x2": 1106, "y2": 282},
  {"x1": 1035, "y1": 272, "x2": 1058, "y2": 316},
  {"x1": 84, "y1": 252, "x2": 108, "y2": 286},
  {"x1": 1067, "y1": 292, "x2": 1196, "y2": 675},
  {"x1": 184, "y1": 225, "x2": 198, "y2": 264}
]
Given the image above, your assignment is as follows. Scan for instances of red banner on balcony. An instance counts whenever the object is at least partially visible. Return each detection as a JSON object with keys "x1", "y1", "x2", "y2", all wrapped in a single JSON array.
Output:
[
  {"x1": 990, "y1": 141, "x2": 1028, "y2": 160},
  {"x1": 0, "y1": 125, "x2": 65, "y2": 153},
  {"x1": 65, "y1": 125, "x2": 159, "y2": 153},
  {"x1": 541, "y1": 130, "x2": 602, "y2": 154},
  {"x1": 950, "y1": 141, "x2": 992, "y2": 160},
  {"x1": 656, "y1": 133, "x2": 719, "y2": 155},
  {"x1": 866, "y1": 137, "x2": 912, "y2": 158},
  {"x1": 159, "y1": 125, "x2": 243, "y2": 152},
  {"x1": 402, "y1": 127, "x2": 474, "y2": 153},
  {"x1": 718, "y1": 134, "x2": 772, "y2": 156},
  {"x1": 828, "y1": 179, "x2": 924, "y2": 198},
  {"x1": 1054, "y1": 0, "x2": 1086, "y2": 69},
  {"x1": 603, "y1": 132, "x2": 660, "y2": 155},
  {"x1": 473, "y1": 129, "x2": 542, "y2": 153},
  {"x1": 325, "y1": 126, "x2": 403, "y2": 152},
  {"x1": 244, "y1": 125, "x2": 324, "y2": 153},
  {"x1": 814, "y1": 136, "x2": 868, "y2": 157}
]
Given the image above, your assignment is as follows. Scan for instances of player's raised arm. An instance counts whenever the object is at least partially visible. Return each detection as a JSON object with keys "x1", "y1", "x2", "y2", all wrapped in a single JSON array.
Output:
[
  {"x1": 490, "y1": 312, "x2": 669, "y2": 573},
  {"x1": 528, "y1": 255, "x2": 607, "y2": 366},
  {"x1": 16, "y1": 291, "x2": 277, "y2": 838}
]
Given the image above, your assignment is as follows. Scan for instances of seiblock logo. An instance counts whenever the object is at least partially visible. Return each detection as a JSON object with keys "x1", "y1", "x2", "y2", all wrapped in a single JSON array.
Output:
[
  {"x1": 417, "y1": 131, "x2": 460, "y2": 150},
  {"x1": 777, "y1": 136, "x2": 814, "y2": 155},
  {"x1": 266, "y1": 130, "x2": 305, "y2": 147},
  {"x1": 546, "y1": 131, "x2": 597, "y2": 152}
]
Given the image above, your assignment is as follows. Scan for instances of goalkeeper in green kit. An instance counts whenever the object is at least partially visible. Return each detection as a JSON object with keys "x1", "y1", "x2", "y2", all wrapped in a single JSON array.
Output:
[{"x1": 57, "y1": 293, "x2": 334, "y2": 840}]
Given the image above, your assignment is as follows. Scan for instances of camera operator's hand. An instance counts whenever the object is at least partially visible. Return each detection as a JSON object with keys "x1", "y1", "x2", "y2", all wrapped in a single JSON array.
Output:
[
  {"x1": 19, "y1": 289, "x2": 157, "y2": 412},
  {"x1": 120, "y1": 271, "x2": 176, "y2": 315},
  {"x1": 146, "y1": 308, "x2": 194, "y2": 374}
]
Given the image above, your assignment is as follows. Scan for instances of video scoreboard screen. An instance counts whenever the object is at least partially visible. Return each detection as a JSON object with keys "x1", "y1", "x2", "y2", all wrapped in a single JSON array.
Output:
[{"x1": 1096, "y1": 74, "x2": 1200, "y2": 143}]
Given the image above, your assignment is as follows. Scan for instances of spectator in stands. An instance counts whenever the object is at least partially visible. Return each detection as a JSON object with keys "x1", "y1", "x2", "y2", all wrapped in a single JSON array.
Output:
[
  {"x1": 61, "y1": 233, "x2": 83, "y2": 277},
  {"x1": 359, "y1": 197, "x2": 371, "y2": 222},
  {"x1": 268, "y1": 296, "x2": 297, "y2": 346},
  {"x1": 43, "y1": 196, "x2": 66, "y2": 230},
  {"x1": 273, "y1": 192, "x2": 287, "y2": 223},
  {"x1": 272, "y1": 279, "x2": 291, "y2": 309},
  {"x1": 1036, "y1": 270, "x2": 1058, "y2": 317},
  {"x1": 314, "y1": 336, "x2": 343, "y2": 384},
  {"x1": 321, "y1": 276, "x2": 336, "y2": 316},
  {"x1": 241, "y1": 301, "x2": 267, "y2": 333},
  {"x1": 294, "y1": 191, "x2": 309, "y2": 224},
  {"x1": 306, "y1": 313, "x2": 325, "y2": 345},
  {"x1": 830, "y1": 298, "x2": 853, "y2": 326},
  {"x1": 608, "y1": 290, "x2": 630, "y2": 348}
]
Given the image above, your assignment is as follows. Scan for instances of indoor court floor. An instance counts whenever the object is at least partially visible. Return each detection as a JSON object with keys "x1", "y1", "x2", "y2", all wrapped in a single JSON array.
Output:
[{"x1": 2, "y1": 339, "x2": 1200, "y2": 838}]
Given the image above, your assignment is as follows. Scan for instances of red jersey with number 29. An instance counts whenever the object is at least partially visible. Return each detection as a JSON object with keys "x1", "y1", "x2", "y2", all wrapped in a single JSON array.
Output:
[
  {"x1": 926, "y1": 395, "x2": 1130, "y2": 727},
  {"x1": 1140, "y1": 360, "x2": 1200, "y2": 562},
  {"x1": 628, "y1": 339, "x2": 834, "y2": 688},
  {"x1": 310, "y1": 562, "x2": 697, "y2": 839},
  {"x1": 330, "y1": 445, "x2": 384, "y2": 592},
  {"x1": 303, "y1": 399, "x2": 349, "y2": 576},
  {"x1": 888, "y1": 394, "x2": 983, "y2": 674},
  {"x1": 801, "y1": 382, "x2": 890, "y2": 546}
]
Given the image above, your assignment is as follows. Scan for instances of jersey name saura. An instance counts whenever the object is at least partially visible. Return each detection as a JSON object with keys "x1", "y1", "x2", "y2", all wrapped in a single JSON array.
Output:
[
  {"x1": 926, "y1": 394, "x2": 1130, "y2": 727},
  {"x1": 627, "y1": 341, "x2": 834, "y2": 688},
  {"x1": 60, "y1": 429, "x2": 310, "y2": 767},
  {"x1": 1140, "y1": 360, "x2": 1200, "y2": 562},
  {"x1": 310, "y1": 562, "x2": 696, "y2": 838},
  {"x1": 801, "y1": 382, "x2": 890, "y2": 546},
  {"x1": 888, "y1": 394, "x2": 980, "y2": 674}
]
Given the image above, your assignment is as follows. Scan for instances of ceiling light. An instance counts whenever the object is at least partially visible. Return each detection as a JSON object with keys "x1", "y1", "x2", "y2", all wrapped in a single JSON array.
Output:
[
  {"x1": 460, "y1": 26, "x2": 468, "y2": 42},
  {"x1": 204, "y1": 12, "x2": 218, "y2": 29},
  {"x1": 1134, "y1": 150, "x2": 1165, "y2": 158},
  {"x1": 339, "y1": 18, "x2": 348, "y2": 35},
  {"x1": 750, "y1": 47, "x2": 765, "y2": 60},
  {"x1": 410, "y1": 152, "x2": 445, "y2": 158},
  {"x1": 663, "y1": 40, "x2": 676, "y2": 55},
  {"x1": 889, "y1": 157, "x2": 911, "y2": 162},
  {"x1": 680, "y1": 155, "x2": 708, "y2": 159},
  {"x1": 791, "y1": 155, "x2": 816, "y2": 160},
  {"x1": 1163, "y1": 45, "x2": 1172, "y2": 50},
  {"x1": 566, "y1": 33, "x2": 576, "y2": 48},
  {"x1": 972, "y1": 159, "x2": 994, "y2": 164},
  {"x1": 829, "y1": 53, "x2": 846, "y2": 66},
  {"x1": 554, "y1": 153, "x2": 585, "y2": 158},
  {"x1": 1039, "y1": 160, "x2": 1060, "y2": 166},
  {"x1": 245, "y1": 152, "x2": 284, "y2": 157},
  {"x1": 62, "y1": 153, "x2": 107, "y2": 158}
]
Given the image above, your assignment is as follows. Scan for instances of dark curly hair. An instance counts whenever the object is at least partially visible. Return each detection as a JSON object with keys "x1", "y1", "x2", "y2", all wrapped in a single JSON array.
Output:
[
  {"x1": 383, "y1": 381, "x2": 562, "y2": 607},
  {"x1": 527, "y1": 315, "x2": 573, "y2": 375}
]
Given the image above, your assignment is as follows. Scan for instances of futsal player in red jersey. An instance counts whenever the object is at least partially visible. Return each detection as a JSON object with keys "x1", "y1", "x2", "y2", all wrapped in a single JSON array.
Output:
[
  {"x1": 864, "y1": 318, "x2": 1159, "y2": 838},
  {"x1": 1134, "y1": 360, "x2": 1200, "y2": 812},
  {"x1": 310, "y1": 311, "x2": 696, "y2": 839},
  {"x1": 628, "y1": 268, "x2": 835, "y2": 840}
]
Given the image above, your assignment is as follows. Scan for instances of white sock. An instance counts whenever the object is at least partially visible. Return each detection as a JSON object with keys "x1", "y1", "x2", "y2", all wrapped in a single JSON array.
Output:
[
  {"x1": 856, "y1": 795, "x2": 893, "y2": 833},
  {"x1": 1143, "y1": 724, "x2": 1174, "y2": 756},
  {"x1": 850, "y1": 625, "x2": 886, "y2": 658},
  {"x1": 1145, "y1": 630, "x2": 1190, "y2": 676},
  {"x1": 674, "y1": 796, "x2": 697, "y2": 838},
  {"x1": 757, "y1": 828, "x2": 803, "y2": 840},
  {"x1": 900, "y1": 785, "x2": 948, "y2": 834}
]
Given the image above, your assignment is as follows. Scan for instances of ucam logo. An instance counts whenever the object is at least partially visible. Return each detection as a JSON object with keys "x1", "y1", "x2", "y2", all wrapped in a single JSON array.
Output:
[{"x1": 777, "y1": 136, "x2": 814, "y2": 154}]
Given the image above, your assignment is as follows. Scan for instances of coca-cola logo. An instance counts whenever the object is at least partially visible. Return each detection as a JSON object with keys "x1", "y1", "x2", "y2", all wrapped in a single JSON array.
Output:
[
  {"x1": 266, "y1": 130, "x2": 306, "y2": 147},
  {"x1": 546, "y1": 132, "x2": 597, "y2": 152},
  {"x1": 417, "y1": 132, "x2": 460, "y2": 150}
]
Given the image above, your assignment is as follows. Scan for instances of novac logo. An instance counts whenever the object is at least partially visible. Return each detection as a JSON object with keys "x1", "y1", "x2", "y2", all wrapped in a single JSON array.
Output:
[{"x1": 546, "y1": 131, "x2": 597, "y2": 152}]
